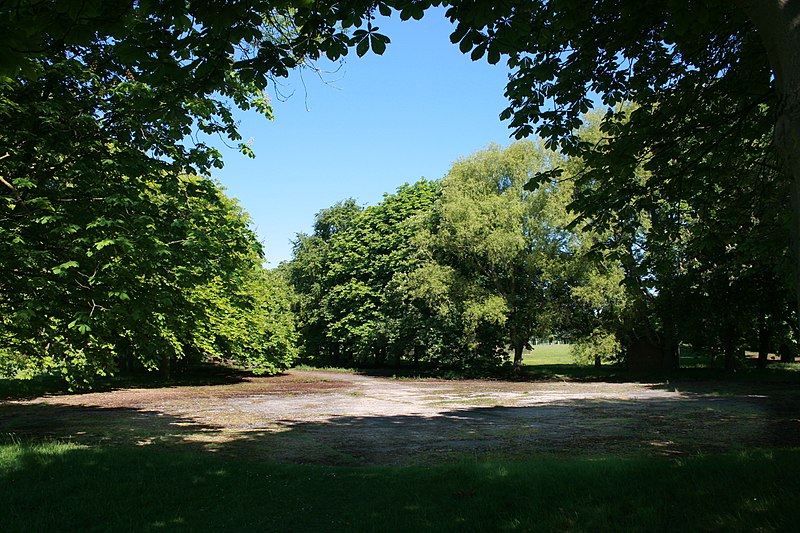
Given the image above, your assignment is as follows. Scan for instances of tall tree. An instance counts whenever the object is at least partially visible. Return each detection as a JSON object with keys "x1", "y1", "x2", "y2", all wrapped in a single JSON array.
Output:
[
  {"x1": 421, "y1": 140, "x2": 575, "y2": 367},
  {"x1": 565, "y1": 108, "x2": 795, "y2": 370},
  {"x1": 291, "y1": 182, "x2": 440, "y2": 367},
  {"x1": 290, "y1": 199, "x2": 363, "y2": 365}
]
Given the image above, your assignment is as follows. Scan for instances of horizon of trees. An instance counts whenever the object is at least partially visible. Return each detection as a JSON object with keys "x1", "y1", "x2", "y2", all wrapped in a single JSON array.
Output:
[
  {"x1": 287, "y1": 134, "x2": 797, "y2": 374},
  {"x1": 2, "y1": 1, "x2": 798, "y2": 386}
]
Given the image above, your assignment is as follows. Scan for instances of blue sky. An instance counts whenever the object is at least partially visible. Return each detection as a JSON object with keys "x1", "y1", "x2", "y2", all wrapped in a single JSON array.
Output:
[{"x1": 211, "y1": 9, "x2": 516, "y2": 265}]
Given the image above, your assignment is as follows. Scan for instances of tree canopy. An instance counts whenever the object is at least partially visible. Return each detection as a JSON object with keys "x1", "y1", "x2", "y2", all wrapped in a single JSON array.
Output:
[{"x1": 3, "y1": 1, "x2": 799, "y2": 383}]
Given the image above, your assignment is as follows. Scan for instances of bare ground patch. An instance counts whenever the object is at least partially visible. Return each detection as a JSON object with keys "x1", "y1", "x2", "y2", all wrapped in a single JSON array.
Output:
[{"x1": 2, "y1": 370, "x2": 799, "y2": 465}]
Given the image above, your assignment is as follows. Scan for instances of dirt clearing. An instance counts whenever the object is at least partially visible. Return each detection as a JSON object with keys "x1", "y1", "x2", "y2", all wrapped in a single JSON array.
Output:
[{"x1": 3, "y1": 370, "x2": 799, "y2": 465}]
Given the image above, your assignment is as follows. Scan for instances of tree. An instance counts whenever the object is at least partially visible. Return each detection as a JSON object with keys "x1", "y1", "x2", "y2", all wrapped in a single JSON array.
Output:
[
  {"x1": 560, "y1": 107, "x2": 795, "y2": 371},
  {"x1": 290, "y1": 199, "x2": 363, "y2": 365},
  {"x1": 0, "y1": 167, "x2": 297, "y2": 386},
  {"x1": 7, "y1": 0, "x2": 798, "y2": 377},
  {"x1": 415, "y1": 140, "x2": 576, "y2": 367},
  {"x1": 0, "y1": 1, "x2": 423, "y2": 183},
  {"x1": 290, "y1": 182, "x2": 440, "y2": 368},
  {"x1": 441, "y1": 0, "x2": 800, "y2": 323}
]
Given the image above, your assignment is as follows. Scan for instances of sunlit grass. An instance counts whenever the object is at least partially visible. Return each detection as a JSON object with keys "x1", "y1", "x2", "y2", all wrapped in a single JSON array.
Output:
[
  {"x1": 291, "y1": 364, "x2": 358, "y2": 373},
  {"x1": 523, "y1": 343, "x2": 574, "y2": 366}
]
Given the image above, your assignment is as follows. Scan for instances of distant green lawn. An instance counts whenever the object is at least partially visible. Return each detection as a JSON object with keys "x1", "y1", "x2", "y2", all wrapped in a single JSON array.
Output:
[
  {"x1": 2, "y1": 441, "x2": 798, "y2": 532},
  {"x1": 523, "y1": 343, "x2": 574, "y2": 365}
]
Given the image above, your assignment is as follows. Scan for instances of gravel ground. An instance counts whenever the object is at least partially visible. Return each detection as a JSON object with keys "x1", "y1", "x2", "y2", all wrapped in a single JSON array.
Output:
[{"x1": 3, "y1": 370, "x2": 799, "y2": 465}]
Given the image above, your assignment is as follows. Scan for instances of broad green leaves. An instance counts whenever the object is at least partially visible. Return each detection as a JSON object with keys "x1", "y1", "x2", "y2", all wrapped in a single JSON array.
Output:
[{"x1": 0, "y1": 164, "x2": 297, "y2": 386}]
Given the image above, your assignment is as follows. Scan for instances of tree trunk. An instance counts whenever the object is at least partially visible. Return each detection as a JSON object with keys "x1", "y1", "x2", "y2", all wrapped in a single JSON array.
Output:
[
  {"x1": 375, "y1": 345, "x2": 387, "y2": 367},
  {"x1": 513, "y1": 341, "x2": 525, "y2": 368},
  {"x1": 779, "y1": 342, "x2": 795, "y2": 362},
  {"x1": 738, "y1": 0, "x2": 800, "y2": 327},
  {"x1": 662, "y1": 324, "x2": 680, "y2": 372},
  {"x1": 722, "y1": 328, "x2": 739, "y2": 372},
  {"x1": 160, "y1": 352, "x2": 171, "y2": 380},
  {"x1": 594, "y1": 354, "x2": 602, "y2": 368},
  {"x1": 757, "y1": 314, "x2": 770, "y2": 369},
  {"x1": 413, "y1": 345, "x2": 423, "y2": 369}
]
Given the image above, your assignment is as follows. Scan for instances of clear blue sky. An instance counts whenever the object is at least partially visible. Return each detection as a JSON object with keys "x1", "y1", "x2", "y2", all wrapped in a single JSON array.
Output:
[{"x1": 211, "y1": 9, "x2": 516, "y2": 266}]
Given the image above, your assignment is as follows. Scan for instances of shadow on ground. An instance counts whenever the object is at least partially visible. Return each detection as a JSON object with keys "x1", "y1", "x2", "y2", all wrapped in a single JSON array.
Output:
[{"x1": 3, "y1": 388, "x2": 799, "y2": 466}]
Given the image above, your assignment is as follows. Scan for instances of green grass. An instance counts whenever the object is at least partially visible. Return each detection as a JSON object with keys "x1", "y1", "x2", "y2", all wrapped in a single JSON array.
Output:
[
  {"x1": 1, "y1": 441, "x2": 798, "y2": 532},
  {"x1": 523, "y1": 344, "x2": 575, "y2": 366},
  {"x1": 519, "y1": 344, "x2": 800, "y2": 384},
  {"x1": 291, "y1": 364, "x2": 358, "y2": 373},
  {"x1": 518, "y1": 344, "x2": 627, "y2": 381}
]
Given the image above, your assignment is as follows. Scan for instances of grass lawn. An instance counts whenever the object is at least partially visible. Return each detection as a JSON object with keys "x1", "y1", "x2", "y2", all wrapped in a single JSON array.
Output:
[
  {"x1": 2, "y1": 441, "x2": 799, "y2": 532},
  {"x1": 4, "y1": 362, "x2": 800, "y2": 531},
  {"x1": 523, "y1": 344, "x2": 574, "y2": 366}
]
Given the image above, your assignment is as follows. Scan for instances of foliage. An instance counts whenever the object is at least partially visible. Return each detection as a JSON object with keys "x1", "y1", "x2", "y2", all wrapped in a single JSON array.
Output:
[
  {"x1": 571, "y1": 330, "x2": 622, "y2": 367},
  {"x1": 0, "y1": 1, "x2": 321, "y2": 385},
  {"x1": 290, "y1": 141, "x2": 597, "y2": 373},
  {"x1": 440, "y1": 0, "x2": 798, "y2": 367},
  {"x1": 521, "y1": 107, "x2": 797, "y2": 371},
  {"x1": 4, "y1": 0, "x2": 797, "y2": 380},
  {"x1": 412, "y1": 140, "x2": 577, "y2": 367},
  {"x1": 0, "y1": 169, "x2": 296, "y2": 386},
  {"x1": 291, "y1": 182, "x2": 444, "y2": 368}
]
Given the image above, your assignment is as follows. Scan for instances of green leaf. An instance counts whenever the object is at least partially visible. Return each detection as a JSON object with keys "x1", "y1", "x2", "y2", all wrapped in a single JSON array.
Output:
[
  {"x1": 356, "y1": 38, "x2": 369, "y2": 57},
  {"x1": 370, "y1": 34, "x2": 387, "y2": 55},
  {"x1": 459, "y1": 34, "x2": 473, "y2": 54},
  {"x1": 470, "y1": 43, "x2": 487, "y2": 61},
  {"x1": 52, "y1": 261, "x2": 80, "y2": 275},
  {"x1": 94, "y1": 238, "x2": 116, "y2": 250}
]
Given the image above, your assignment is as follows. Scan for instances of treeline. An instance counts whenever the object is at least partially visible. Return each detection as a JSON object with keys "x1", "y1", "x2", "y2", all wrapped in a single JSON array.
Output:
[
  {"x1": 288, "y1": 125, "x2": 797, "y2": 373},
  {"x1": 289, "y1": 141, "x2": 581, "y2": 372},
  {"x1": 3, "y1": 126, "x2": 795, "y2": 387},
  {"x1": 2, "y1": 1, "x2": 794, "y2": 388},
  {"x1": 0, "y1": 1, "x2": 303, "y2": 388}
]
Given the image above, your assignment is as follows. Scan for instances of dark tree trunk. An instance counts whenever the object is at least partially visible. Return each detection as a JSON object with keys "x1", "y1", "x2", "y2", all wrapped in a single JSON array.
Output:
[
  {"x1": 779, "y1": 343, "x2": 795, "y2": 362},
  {"x1": 594, "y1": 354, "x2": 602, "y2": 368},
  {"x1": 722, "y1": 329, "x2": 738, "y2": 372},
  {"x1": 413, "y1": 345, "x2": 424, "y2": 369},
  {"x1": 513, "y1": 341, "x2": 524, "y2": 368},
  {"x1": 738, "y1": 0, "x2": 800, "y2": 329},
  {"x1": 662, "y1": 332, "x2": 680, "y2": 371},
  {"x1": 375, "y1": 345, "x2": 387, "y2": 367},
  {"x1": 757, "y1": 314, "x2": 771, "y2": 369},
  {"x1": 160, "y1": 352, "x2": 171, "y2": 380},
  {"x1": 626, "y1": 335, "x2": 663, "y2": 372}
]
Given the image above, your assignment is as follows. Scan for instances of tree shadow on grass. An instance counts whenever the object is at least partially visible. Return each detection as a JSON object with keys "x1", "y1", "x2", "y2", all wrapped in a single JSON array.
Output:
[
  {"x1": 3, "y1": 397, "x2": 800, "y2": 532},
  {"x1": 3, "y1": 439, "x2": 799, "y2": 533}
]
